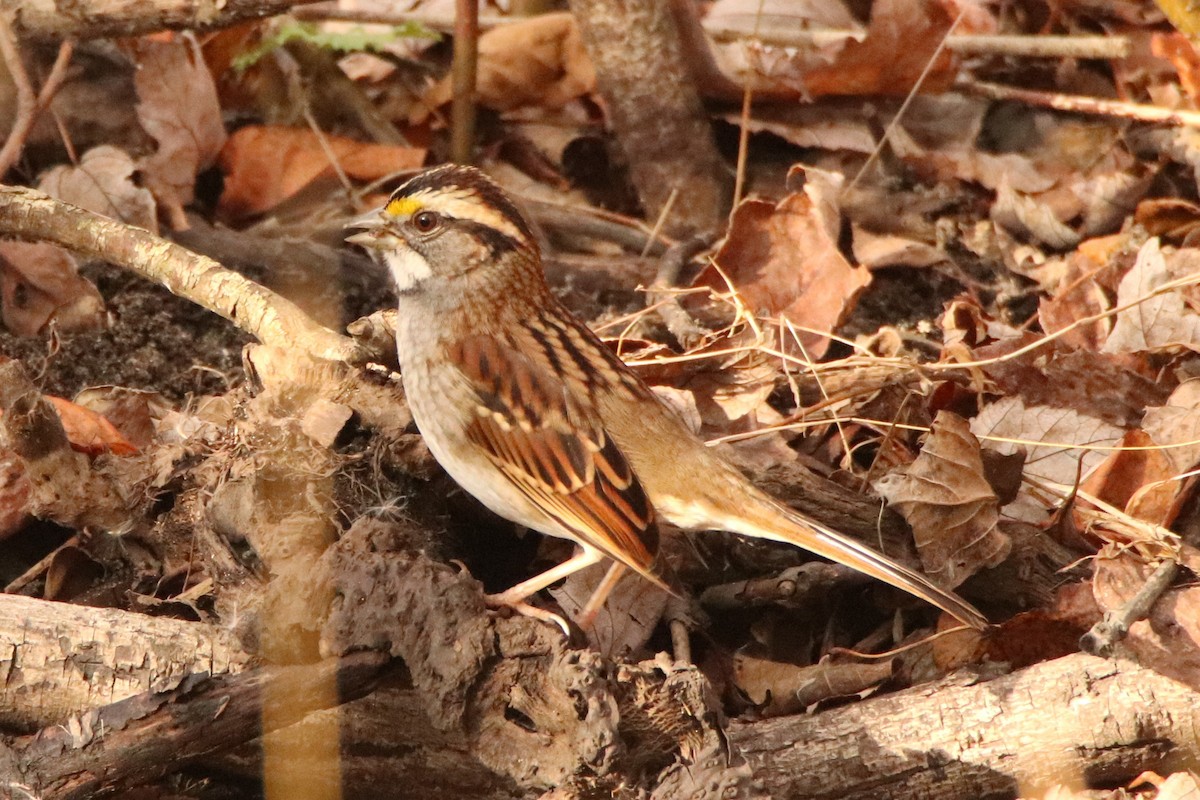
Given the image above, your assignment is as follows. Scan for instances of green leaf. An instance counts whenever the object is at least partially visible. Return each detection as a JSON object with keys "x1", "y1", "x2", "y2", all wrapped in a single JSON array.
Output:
[{"x1": 233, "y1": 19, "x2": 437, "y2": 72}]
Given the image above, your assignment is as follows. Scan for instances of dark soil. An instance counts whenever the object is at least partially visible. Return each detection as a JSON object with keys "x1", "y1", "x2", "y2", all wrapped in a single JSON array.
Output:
[{"x1": 0, "y1": 263, "x2": 251, "y2": 400}]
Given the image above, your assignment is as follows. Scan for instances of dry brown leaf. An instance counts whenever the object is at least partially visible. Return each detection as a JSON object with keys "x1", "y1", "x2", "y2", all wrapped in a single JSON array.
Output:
[
  {"x1": 1093, "y1": 551, "x2": 1200, "y2": 692},
  {"x1": 1082, "y1": 430, "x2": 1181, "y2": 527},
  {"x1": 73, "y1": 386, "x2": 170, "y2": 450},
  {"x1": 0, "y1": 447, "x2": 31, "y2": 541},
  {"x1": 44, "y1": 396, "x2": 139, "y2": 457},
  {"x1": 731, "y1": 652, "x2": 893, "y2": 717},
  {"x1": 0, "y1": 241, "x2": 106, "y2": 335},
  {"x1": 790, "y1": 0, "x2": 959, "y2": 97},
  {"x1": 1077, "y1": 170, "x2": 1152, "y2": 239},
  {"x1": 1135, "y1": 197, "x2": 1200, "y2": 245},
  {"x1": 980, "y1": 606, "x2": 1088, "y2": 670},
  {"x1": 218, "y1": 125, "x2": 426, "y2": 220},
  {"x1": 1143, "y1": 379, "x2": 1200, "y2": 475},
  {"x1": 970, "y1": 396, "x2": 1124, "y2": 499},
  {"x1": 699, "y1": 167, "x2": 870, "y2": 359},
  {"x1": 418, "y1": 12, "x2": 595, "y2": 119},
  {"x1": 939, "y1": 578, "x2": 1097, "y2": 673},
  {"x1": 720, "y1": 107, "x2": 876, "y2": 153},
  {"x1": 38, "y1": 145, "x2": 158, "y2": 233},
  {"x1": 708, "y1": 0, "x2": 860, "y2": 31},
  {"x1": 1104, "y1": 238, "x2": 1200, "y2": 353},
  {"x1": 1036, "y1": 247, "x2": 1123, "y2": 352},
  {"x1": 44, "y1": 545, "x2": 105, "y2": 601},
  {"x1": 976, "y1": 340, "x2": 1167, "y2": 429},
  {"x1": 851, "y1": 227, "x2": 948, "y2": 271},
  {"x1": 1152, "y1": 32, "x2": 1200, "y2": 102},
  {"x1": 889, "y1": 96, "x2": 1055, "y2": 194},
  {"x1": 874, "y1": 411, "x2": 1009, "y2": 588},
  {"x1": 991, "y1": 177, "x2": 1082, "y2": 250},
  {"x1": 551, "y1": 562, "x2": 668, "y2": 657},
  {"x1": 133, "y1": 35, "x2": 228, "y2": 230}
]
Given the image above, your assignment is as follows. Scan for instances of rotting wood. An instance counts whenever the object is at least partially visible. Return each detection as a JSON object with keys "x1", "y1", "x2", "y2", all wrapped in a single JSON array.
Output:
[
  {"x1": 0, "y1": 593, "x2": 251, "y2": 732},
  {"x1": 2, "y1": 527, "x2": 1196, "y2": 798},
  {"x1": 0, "y1": 651, "x2": 386, "y2": 800},
  {"x1": 729, "y1": 652, "x2": 1200, "y2": 800}
]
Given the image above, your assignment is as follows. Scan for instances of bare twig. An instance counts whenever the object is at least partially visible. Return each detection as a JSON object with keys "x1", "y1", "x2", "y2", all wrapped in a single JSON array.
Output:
[
  {"x1": 963, "y1": 79, "x2": 1200, "y2": 127},
  {"x1": 0, "y1": 18, "x2": 72, "y2": 177},
  {"x1": 705, "y1": 21, "x2": 1131, "y2": 60},
  {"x1": 1080, "y1": 559, "x2": 1180, "y2": 657},
  {"x1": 649, "y1": 232, "x2": 715, "y2": 345},
  {"x1": 450, "y1": 0, "x2": 478, "y2": 164},
  {"x1": 699, "y1": 563, "x2": 869, "y2": 610},
  {"x1": 296, "y1": 3, "x2": 1132, "y2": 64}
]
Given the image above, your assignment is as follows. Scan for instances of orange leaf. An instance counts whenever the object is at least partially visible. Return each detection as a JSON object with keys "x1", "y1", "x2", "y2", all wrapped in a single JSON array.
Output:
[
  {"x1": 218, "y1": 125, "x2": 426, "y2": 220},
  {"x1": 44, "y1": 396, "x2": 139, "y2": 456}
]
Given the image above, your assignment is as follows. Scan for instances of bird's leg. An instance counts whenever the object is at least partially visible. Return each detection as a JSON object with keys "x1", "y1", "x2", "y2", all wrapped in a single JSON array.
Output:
[
  {"x1": 576, "y1": 562, "x2": 628, "y2": 630},
  {"x1": 484, "y1": 548, "x2": 605, "y2": 635}
]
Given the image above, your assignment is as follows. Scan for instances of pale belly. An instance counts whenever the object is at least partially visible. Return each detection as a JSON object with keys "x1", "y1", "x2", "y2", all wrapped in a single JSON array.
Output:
[{"x1": 402, "y1": 358, "x2": 569, "y2": 541}]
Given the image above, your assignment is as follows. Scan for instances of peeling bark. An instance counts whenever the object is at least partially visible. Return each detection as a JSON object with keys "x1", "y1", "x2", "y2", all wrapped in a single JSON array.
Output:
[{"x1": 2, "y1": 0, "x2": 318, "y2": 42}]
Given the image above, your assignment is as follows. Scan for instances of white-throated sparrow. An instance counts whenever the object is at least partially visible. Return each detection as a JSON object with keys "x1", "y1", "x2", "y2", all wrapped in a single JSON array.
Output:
[{"x1": 347, "y1": 165, "x2": 988, "y2": 632}]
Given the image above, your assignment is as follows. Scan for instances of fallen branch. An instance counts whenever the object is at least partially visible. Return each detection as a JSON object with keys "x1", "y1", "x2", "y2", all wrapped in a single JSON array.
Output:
[
  {"x1": 0, "y1": 651, "x2": 386, "y2": 800},
  {"x1": 3, "y1": 0, "x2": 320, "y2": 41},
  {"x1": 0, "y1": 593, "x2": 251, "y2": 732},
  {"x1": 730, "y1": 652, "x2": 1200, "y2": 799},
  {"x1": 0, "y1": 186, "x2": 371, "y2": 364}
]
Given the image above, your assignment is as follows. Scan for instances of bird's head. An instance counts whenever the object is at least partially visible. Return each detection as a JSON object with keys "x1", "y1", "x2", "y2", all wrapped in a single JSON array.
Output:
[{"x1": 345, "y1": 164, "x2": 540, "y2": 296}]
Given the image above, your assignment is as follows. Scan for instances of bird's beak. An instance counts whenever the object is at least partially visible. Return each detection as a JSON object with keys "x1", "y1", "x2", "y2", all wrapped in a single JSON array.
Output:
[{"x1": 344, "y1": 210, "x2": 387, "y2": 250}]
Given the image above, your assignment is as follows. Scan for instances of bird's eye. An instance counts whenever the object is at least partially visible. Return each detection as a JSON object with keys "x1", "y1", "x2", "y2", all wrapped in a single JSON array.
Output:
[{"x1": 412, "y1": 210, "x2": 441, "y2": 233}]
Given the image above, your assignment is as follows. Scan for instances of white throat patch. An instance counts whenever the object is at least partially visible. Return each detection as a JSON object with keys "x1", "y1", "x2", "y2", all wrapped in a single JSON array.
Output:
[{"x1": 383, "y1": 245, "x2": 433, "y2": 291}]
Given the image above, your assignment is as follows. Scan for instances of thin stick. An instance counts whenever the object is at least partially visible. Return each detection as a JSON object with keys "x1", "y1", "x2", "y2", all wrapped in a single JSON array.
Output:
[
  {"x1": 450, "y1": 0, "x2": 478, "y2": 164},
  {"x1": 0, "y1": 35, "x2": 75, "y2": 178},
  {"x1": 294, "y1": 5, "x2": 1133, "y2": 62},
  {"x1": 705, "y1": 22, "x2": 1130, "y2": 60},
  {"x1": 302, "y1": 104, "x2": 356, "y2": 202},
  {"x1": 1080, "y1": 559, "x2": 1180, "y2": 657},
  {"x1": 964, "y1": 79, "x2": 1200, "y2": 127},
  {"x1": 0, "y1": 14, "x2": 36, "y2": 178}
]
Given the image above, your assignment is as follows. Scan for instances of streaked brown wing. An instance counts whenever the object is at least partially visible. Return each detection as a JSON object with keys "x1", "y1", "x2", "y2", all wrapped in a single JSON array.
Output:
[{"x1": 451, "y1": 334, "x2": 659, "y2": 578}]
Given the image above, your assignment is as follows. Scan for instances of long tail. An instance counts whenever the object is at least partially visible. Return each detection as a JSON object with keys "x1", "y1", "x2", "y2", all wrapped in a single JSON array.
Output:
[{"x1": 719, "y1": 494, "x2": 990, "y2": 630}]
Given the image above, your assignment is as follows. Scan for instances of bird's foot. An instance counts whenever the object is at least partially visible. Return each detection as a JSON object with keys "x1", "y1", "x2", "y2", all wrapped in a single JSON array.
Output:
[{"x1": 483, "y1": 591, "x2": 570, "y2": 636}]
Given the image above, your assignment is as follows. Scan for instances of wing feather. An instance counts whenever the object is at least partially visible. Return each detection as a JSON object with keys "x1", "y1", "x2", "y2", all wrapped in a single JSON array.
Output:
[{"x1": 451, "y1": 335, "x2": 659, "y2": 578}]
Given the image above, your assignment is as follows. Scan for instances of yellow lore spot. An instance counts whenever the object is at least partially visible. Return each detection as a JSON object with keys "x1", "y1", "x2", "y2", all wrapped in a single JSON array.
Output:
[{"x1": 385, "y1": 196, "x2": 423, "y2": 217}]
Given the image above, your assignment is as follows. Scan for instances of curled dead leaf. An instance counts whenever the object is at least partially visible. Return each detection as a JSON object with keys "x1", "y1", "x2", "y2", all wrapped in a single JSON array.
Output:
[
  {"x1": 699, "y1": 167, "x2": 870, "y2": 359},
  {"x1": 417, "y1": 12, "x2": 595, "y2": 120},
  {"x1": 43, "y1": 396, "x2": 139, "y2": 457},
  {"x1": 875, "y1": 411, "x2": 1010, "y2": 588},
  {"x1": 133, "y1": 34, "x2": 228, "y2": 230},
  {"x1": 732, "y1": 651, "x2": 893, "y2": 717},
  {"x1": 0, "y1": 241, "x2": 106, "y2": 336},
  {"x1": 38, "y1": 145, "x2": 158, "y2": 233}
]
